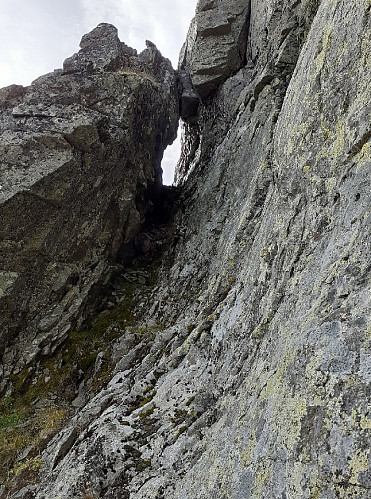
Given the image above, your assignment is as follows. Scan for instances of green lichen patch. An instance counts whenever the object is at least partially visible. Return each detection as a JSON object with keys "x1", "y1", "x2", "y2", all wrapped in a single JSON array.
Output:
[
  {"x1": 135, "y1": 459, "x2": 152, "y2": 472},
  {"x1": 348, "y1": 449, "x2": 369, "y2": 485}
]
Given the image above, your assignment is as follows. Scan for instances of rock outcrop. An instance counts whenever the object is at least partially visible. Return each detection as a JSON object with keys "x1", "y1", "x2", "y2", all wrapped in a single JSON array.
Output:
[
  {"x1": 1, "y1": 1, "x2": 371, "y2": 498},
  {"x1": 0, "y1": 23, "x2": 178, "y2": 392},
  {"x1": 179, "y1": 0, "x2": 251, "y2": 117}
]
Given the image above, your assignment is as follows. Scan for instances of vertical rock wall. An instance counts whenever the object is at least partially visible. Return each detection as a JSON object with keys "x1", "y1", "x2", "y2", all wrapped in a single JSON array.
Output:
[{"x1": 170, "y1": 0, "x2": 371, "y2": 497}]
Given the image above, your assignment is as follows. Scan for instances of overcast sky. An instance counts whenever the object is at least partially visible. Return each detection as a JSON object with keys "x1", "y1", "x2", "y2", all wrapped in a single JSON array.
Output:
[{"x1": 0, "y1": 0, "x2": 198, "y2": 184}]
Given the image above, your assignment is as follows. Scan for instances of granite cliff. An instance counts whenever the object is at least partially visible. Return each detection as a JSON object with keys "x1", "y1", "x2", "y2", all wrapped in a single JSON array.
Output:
[{"x1": 0, "y1": 0, "x2": 370, "y2": 498}]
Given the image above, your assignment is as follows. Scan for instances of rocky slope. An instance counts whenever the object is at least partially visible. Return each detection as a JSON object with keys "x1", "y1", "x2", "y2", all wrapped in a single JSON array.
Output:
[
  {"x1": 0, "y1": 23, "x2": 178, "y2": 393},
  {"x1": 1, "y1": 0, "x2": 370, "y2": 498}
]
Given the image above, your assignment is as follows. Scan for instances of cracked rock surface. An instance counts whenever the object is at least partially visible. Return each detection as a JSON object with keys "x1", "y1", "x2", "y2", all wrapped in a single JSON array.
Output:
[
  {"x1": 179, "y1": 0, "x2": 251, "y2": 116},
  {"x1": 1, "y1": 1, "x2": 371, "y2": 498},
  {"x1": 0, "y1": 23, "x2": 179, "y2": 391}
]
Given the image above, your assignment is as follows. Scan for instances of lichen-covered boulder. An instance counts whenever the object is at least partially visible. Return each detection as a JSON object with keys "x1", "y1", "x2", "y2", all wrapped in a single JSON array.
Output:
[{"x1": 0, "y1": 23, "x2": 179, "y2": 391}]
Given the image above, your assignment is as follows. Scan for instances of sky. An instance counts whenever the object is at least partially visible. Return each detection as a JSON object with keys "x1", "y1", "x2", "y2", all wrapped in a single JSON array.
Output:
[{"x1": 0, "y1": 0, "x2": 198, "y2": 184}]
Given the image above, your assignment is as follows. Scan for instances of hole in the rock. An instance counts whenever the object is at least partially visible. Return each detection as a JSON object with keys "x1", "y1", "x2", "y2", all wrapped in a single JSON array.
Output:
[{"x1": 162, "y1": 132, "x2": 181, "y2": 186}]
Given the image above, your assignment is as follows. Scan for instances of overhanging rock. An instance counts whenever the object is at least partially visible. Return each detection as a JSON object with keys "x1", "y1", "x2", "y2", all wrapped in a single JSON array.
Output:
[{"x1": 179, "y1": 0, "x2": 251, "y2": 114}]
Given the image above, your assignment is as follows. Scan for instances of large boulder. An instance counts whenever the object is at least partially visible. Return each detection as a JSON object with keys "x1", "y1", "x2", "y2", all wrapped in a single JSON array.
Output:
[
  {"x1": 179, "y1": 0, "x2": 251, "y2": 115},
  {"x1": 0, "y1": 23, "x2": 179, "y2": 391}
]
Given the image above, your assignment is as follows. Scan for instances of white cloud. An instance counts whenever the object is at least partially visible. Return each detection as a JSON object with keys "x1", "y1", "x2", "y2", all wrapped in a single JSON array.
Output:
[
  {"x1": 0, "y1": 0, "x2": 85, "y2": 87},
  {"x1": 0, "y1": 0, "x2": 197, "y2": 87},
  {"x1": 163, "y1": 137, "x2": 181, "y2": 186}
]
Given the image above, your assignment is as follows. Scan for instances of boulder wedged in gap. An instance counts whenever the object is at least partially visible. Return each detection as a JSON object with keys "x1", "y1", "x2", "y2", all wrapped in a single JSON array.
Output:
[{"x1": 178, "y1": 0, "x2": 251, "y2": 116}]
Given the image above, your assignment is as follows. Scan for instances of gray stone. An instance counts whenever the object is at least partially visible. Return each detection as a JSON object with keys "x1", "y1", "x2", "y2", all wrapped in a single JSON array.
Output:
[
  {"x1": 0, "y1": 23, "x2": 179, "y2": 389},
  {"x1": 3, "y1": 1, "x2": 371, "y2": 498},
  {"x1": 179, "y1": 0, "x2": 251, "y2": 103}
]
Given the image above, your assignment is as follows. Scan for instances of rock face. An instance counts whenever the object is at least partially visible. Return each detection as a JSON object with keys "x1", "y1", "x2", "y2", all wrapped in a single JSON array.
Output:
[
  {"x1": 179, "y1": 0, "x2": 251, "y2": 116},
  {"x1": 1, "y1": 1, "x2": 371, "y2": 498},
  {"x1": 0, "y1": 23, "x2": 178, "y2": 391}
]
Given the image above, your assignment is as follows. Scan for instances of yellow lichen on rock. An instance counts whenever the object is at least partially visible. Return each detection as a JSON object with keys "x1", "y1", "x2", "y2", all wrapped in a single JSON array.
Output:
[{"x1": 348, "y1": 450, "x2": 369, "y2": 485}]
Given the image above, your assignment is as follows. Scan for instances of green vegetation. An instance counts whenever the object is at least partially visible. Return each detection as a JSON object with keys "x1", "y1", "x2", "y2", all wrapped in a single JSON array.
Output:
[
  {"x1": 80, "y1": 486, "x2": 100, "y2": 499},
  {"x1": 0, "y1": 275, "x2": 149, "y2": 489},
  {"x1": 185, "y1": 395, "x2": 196, "y2": 406},
  {"x1": 0, "y1": 397, "x2": 67, "y2": 489},
  {"x1": 129, "y1": 389, "x2": 157, "y2": 413},
  {"x1": 171, "y1": 404, "x2": 199, "y2": 441},
  {"x1": 171, "y1": 409, "x2": 188, "y2": 425},
  {"x1": 0, "y1": 409, "x2": 23, "y2": 429},
  {"x1": 139, "y1": 406, "x2": 155, "y2": 419},
  {"x1": 10, "y1": 457, "x2": 44, "y2": 478}
]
